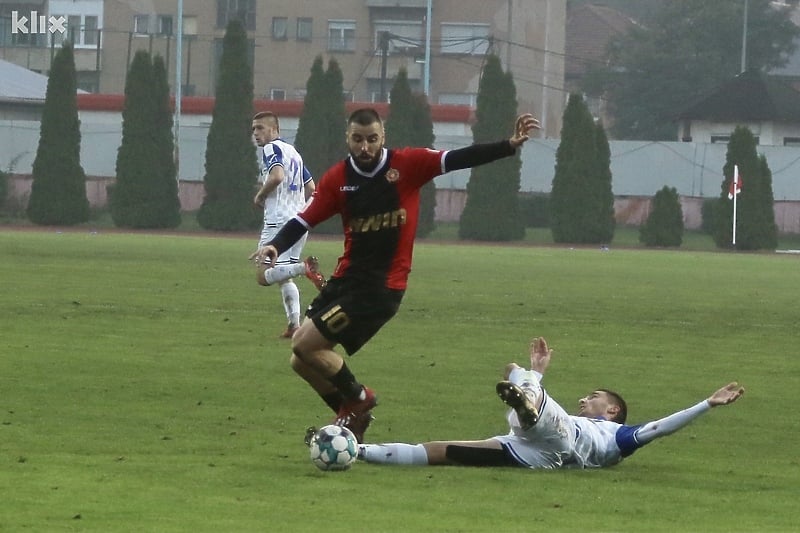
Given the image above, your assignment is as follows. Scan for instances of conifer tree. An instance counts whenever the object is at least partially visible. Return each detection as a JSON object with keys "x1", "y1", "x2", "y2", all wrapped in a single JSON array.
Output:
[
  {"x1": 197, "y1": 20, "x2": 258, "y2": 230},
  {"x1": 294, "y1": 57, "x2": 328, "y2": 179},
  {"x1": 713, "y1": 126, "x2": 777, "y2": 250},
  {"x1": 111, "y1": 52, "x2": 181, "y2": 228},
  {"x1": 458, "y1": 54, "x2": 523, "y2": 241},
  {"x1": 640, "y1": 186, "x2": 683, "y2": 247},
  {"x1": 294, "y1": 57, "x2": 347, "y2": 234},
  {"x1": 550, "y1": 94, "x2": 614, "y2": 243},
  {"x1": 27, "y1": 42, "x2": 89, "y2": 225},
  {"x1": 295, "y1": 57, "x2": 346, "y2": 181},
  {"x1": 322, "y1": 59, "x2": 347, "y2": 169},
  {"x1": 150, "y1": 55, "x2": 181, "y2": 227},
  {"x1": 592, "y1": 121, "x2": 616, "y2": 241},
  {"x1": 386, "y1": 68, "x2": 437, "y2": 237}
]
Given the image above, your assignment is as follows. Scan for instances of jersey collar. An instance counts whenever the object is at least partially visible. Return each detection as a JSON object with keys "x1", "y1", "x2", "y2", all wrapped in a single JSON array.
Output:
[{"x1": 348, "y1": 148, "x2": 388, "y2": 178}]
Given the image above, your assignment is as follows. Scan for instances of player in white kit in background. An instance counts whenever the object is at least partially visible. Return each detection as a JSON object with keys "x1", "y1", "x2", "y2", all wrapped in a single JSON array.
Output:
[
  {"x1": 250, "y1": 111, "x2": 326, "y2": 339},
  {"x1": 357, "y1": 336, "x2": 744, "y2": 468}
]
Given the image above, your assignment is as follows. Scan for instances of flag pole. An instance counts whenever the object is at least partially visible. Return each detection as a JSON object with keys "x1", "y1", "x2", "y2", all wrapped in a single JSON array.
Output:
[{"x1": 732, "y1": 164, "x2": 739, "y2": 246}]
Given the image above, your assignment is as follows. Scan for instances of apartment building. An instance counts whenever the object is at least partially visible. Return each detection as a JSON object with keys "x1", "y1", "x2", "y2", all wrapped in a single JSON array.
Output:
[
  {"x1": 0, "y1": 0, "x2": 103, "y2": 90},
  {"x1": 0, "y1": 0, "x2": 566, "y2": 136}
]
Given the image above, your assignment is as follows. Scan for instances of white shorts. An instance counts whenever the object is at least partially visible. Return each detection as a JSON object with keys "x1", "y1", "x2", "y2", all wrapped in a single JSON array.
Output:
[
  {"x1": 259, "y1": 225, "x2": 308, "y2": 265},
  {"x1": 492, "y1": 369, "x2": 577, "y2": 469}
]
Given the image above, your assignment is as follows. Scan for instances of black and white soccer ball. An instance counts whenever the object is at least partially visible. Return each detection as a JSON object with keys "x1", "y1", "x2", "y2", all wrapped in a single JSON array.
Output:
[{"x1": 309, "y1": 425, "x2": 358, "y2": 471}]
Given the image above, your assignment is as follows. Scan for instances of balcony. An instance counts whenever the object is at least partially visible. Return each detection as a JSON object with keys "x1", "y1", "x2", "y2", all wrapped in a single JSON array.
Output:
[{"x1": 366, "y1": 0, "x2": 428, "y2": 8}]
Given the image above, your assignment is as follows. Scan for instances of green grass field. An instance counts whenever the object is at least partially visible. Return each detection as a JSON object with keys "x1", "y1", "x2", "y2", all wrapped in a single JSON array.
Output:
[{"x1": 1, "y1": 228, "x2": 799, "y2": 532}]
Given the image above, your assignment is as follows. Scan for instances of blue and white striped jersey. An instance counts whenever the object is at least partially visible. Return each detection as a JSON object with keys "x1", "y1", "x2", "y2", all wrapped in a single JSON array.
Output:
[{"x1": 259, "y1": 138, "x2": 313, "y2": 225}]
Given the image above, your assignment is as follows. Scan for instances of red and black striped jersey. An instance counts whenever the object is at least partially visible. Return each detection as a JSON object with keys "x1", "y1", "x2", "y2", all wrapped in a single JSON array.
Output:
[{"x1": 297, "y1": 147, "x2": 446, "y2": 290}]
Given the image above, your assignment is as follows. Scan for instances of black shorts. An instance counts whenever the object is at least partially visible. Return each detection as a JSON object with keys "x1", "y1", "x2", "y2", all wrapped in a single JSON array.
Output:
[{"x1": 306, "y1": 277, "x2": 404, "y2": 355}]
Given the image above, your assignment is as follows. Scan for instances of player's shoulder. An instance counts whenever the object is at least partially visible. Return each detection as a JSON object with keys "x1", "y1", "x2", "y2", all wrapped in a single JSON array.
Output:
[{"x1": 391, "y1": 146, "x2": 441, "y2": 157}]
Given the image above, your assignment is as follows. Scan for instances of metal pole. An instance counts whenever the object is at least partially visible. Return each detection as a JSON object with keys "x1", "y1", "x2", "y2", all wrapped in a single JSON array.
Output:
[
  {"x1": 540, "y1": 0, "x2": 551, "y2": 137},
  {"x1": 424, "y1": 0, "x2": 432, "y2": 95},
  {"x1": 506, "y1": 0, "x2": 512, "y2": 70},
  {"x1": 379, "y1": 31, "x2": 389, "y2": 102},
  {"x1": 741, "y1": 0, "x2": 748, "y2": 72},
  {"x1": 174, "y1": 0, "x2": 183, "y2": 178}
]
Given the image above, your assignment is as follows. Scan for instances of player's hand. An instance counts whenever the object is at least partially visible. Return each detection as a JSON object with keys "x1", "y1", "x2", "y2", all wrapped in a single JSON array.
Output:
[
  {"x1": 249, "y1": 245, "x2": 278, "y2": 267},
  {"x1": 253, "y1": 192, "x2": 265, "y2": 209},
  {"x1": 707, "y1": 382, "x2": 744, "y2": 407},
  {"x1": 509, "y1": 113, "x2": 541, "y2": 148},
  {"x1": 529, "y1": 337, "x2": 552, "y2": 374}
]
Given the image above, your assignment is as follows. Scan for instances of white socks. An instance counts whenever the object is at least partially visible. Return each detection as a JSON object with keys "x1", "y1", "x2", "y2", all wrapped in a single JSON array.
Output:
[
  {"x1": 279, "y1": 281, "x2": 301, "y2": 327},
  {"x1": 358, "y1": 443, "x2": 429, "y2": 465},
  {"x1": 263, "y1": 263, "x2": 306, "y2": 286}
]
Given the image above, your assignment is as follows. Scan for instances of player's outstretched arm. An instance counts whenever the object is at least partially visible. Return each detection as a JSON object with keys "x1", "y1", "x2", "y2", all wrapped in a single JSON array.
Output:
[
  {"x1": 707, "y1": 382, "x2": 745, "y2": 407},
  {"x1": 509, "y1": 113, "x2": 541, "y2": 148},
  {"x1": 529, "y1": 336, "x2": 552, "y2": 375},
  {"x1": 633, "y1": 382, "x2": 745, "y2": 446}
]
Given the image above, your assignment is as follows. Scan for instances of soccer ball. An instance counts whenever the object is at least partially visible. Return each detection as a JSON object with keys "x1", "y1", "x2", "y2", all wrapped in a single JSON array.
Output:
[{"x1": 309, "y1": 425, "x2": 358, "y2": 471}]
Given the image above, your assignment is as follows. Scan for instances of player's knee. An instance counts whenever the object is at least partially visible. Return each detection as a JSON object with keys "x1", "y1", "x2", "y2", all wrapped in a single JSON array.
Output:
[
  {"x1": 289, "y1": 353, "x2": 302, "y2": 371},
  {"x1": 504, "y1": 363, "x2": 521, "y2": 379}
]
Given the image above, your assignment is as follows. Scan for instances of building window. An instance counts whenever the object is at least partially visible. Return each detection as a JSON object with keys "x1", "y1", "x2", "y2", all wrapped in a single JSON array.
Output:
[
  {"x1": 373, "y1": 20, "x2": 423, "y2": 54},
  {"x1": 784, "y1": 137, "x2": 800, "y2": 147},
  {"x1": 270, "y1": 88, "x2": 286, "y2": 100},
  {"x1": 84, "y1": 16, "x2": 99, "y2": 45},
  {"x1": 438, "y1": 93, "x2": 477, "y2": 107},
  {"x1": 297, "y1": 17, "x2": 312, "y2": 41},
  {"x1": 440, "y1": 23, "x2": 490, "y2": 55},
  {"x1": 182, "y1": 16, "x2": 198, "y2": 36},
  {"x1": 134, "y1": 15, "x2": 150, "y2": 35},
  {"x1": 293, "y1": 88, "x2": 307, "y2": 100},
  {"x1": 272, "y1": 17, "x2": 288, "y2": 40},
  {"x1": 217, "y1": 0, "x2": 256, "y2": 31},
  {"x1": 158, "y1": 15, "x2": 173, "y2": 36},
  {"x1": 328, "y1": 20, "x2": 355, "y2": 51},
  {"x1": 50, "y1": 15, "x2": 66, "y2": 47},
  {"x1": 711, "y1": 134, "x2": 760, "y2": 144},
  {"x1": 67, "y1": 15, "x2": 81, "y2": 43}
]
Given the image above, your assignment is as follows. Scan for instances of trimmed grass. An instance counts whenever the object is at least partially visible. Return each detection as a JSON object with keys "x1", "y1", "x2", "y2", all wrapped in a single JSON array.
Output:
[{"x1": 1, "y1": 229, "x2": 799, "y2": 532}]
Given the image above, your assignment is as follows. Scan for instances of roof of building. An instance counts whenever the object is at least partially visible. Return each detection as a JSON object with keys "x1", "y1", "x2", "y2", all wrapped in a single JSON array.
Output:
[
  {"x1": 0, "y1": 59, "x2": 51, "y2": 102},
  {"x1": 770, "y1": 36, "x2": 800, "y2": 78},
  {"x1": 565, "y1": 3, "x2": 637, "y2": 81},
  {"x1": 676, "y1": 69, "x2": 800, "y2": 122},
  {"x1": 0, "y1": 58, "x2": 88, "y2": 103}
]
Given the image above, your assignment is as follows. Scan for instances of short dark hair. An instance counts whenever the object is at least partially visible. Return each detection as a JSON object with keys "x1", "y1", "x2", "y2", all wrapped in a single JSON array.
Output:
[
  {"x1": 348, "y1": 107, "x2": 382, "y2": 127},
  {"x1": 598, "y1": 388, "x2": 628, "y2": 424},
  {"x1": 252, "y1": 111, "x2": 279, "y2": 130}
]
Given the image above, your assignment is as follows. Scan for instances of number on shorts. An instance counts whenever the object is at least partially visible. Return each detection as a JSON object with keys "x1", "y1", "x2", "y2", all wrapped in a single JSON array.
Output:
[{"x1": 321, "y1": 304, "x2": 350, "y2": 333}]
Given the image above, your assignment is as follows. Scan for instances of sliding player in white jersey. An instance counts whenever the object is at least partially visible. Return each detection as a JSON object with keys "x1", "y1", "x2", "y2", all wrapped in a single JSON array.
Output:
[
  {"x1": 357, "y1": 337, "x2": 744, "y2": 469},
  {"x1": 251, "y1": 111, "x2": 326, "y2": 339}
]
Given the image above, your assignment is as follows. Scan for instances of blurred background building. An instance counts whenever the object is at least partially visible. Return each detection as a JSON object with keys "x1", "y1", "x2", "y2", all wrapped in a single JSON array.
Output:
[{"x1": 0, "y1": 0, "x2": 567, "y2": 137}]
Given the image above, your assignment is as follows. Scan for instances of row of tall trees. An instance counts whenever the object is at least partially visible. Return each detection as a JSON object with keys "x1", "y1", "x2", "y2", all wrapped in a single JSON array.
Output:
[
  {"x1": 23, "y1": 23, "x2": 779, "y2": 250},
  {"x1": 111, "y1": 50, "x2": 181, "y2": 228}
]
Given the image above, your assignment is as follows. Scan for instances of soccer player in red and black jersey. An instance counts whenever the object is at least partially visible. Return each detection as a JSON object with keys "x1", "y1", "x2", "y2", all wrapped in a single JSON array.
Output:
[{"x1": 252, "y1": 107, "x2": 540, "y2": 441}]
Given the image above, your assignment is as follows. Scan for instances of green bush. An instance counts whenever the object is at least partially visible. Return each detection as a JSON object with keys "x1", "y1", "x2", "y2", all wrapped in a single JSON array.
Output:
[
  {"x1": 459, "y1": 55, "x2": 523, "y2": 241},
  {"x1": 27, "y1": 42, "x2": 89, "y2": 225},
  {"x1": 639, "y1": 186, "x2": 684, "y2": 247},
  {"x1": 712, "y1": 126, "x2": 777, "y2": 250},
  {"x1": 197, "y1": 20, "x2": 259, "y2": 231},
  {"x1": 701, "y1": 197, "x2": 717, "y2": 234},
  {"x1": 518, "y1": 193, "x2": 550, "y2": 228},
  {"x1": 550, "y1": 94, "x2": 615, "y2": 243}
]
